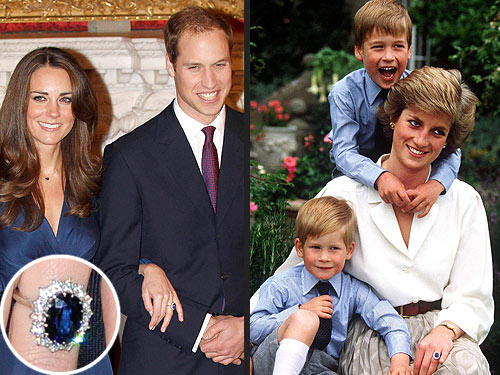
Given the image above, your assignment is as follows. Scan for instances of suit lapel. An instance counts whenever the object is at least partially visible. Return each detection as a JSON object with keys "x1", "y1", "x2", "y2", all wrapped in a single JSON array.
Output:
[
  {"x1": 155, "y1": 104, "x2": 214, "y2": 213},
  {"x1": 216, "y1": 108, "x2": 244, "y2": 228}
]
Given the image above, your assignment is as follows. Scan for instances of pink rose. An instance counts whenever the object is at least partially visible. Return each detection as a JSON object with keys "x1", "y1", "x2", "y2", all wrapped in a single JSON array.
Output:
[
  {"x1": 323, "y1": 133, "x2": 333, "y2": 143},
  {"x1": 282, "y1": 156, "x2": 297, "y2": 169},
  {"x1": 250, "y1": 100, "x2": 258, "y2": 109},
  {"x1": 286, "y1": 172, "x2": 296, "y2": 182},
  {"x1": 268, "y1": 99, "x2": 280, "y2": 108},
  {"x1": 258, "y1": 104, "x2": 268, "y2": 113},
  {"x1": 250, "y1": 202, "x2": 258, "y2": 215}
]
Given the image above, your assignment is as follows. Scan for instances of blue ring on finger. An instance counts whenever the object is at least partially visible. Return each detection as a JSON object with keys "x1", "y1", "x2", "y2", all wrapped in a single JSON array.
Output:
[
  {"x1": 170, "y1": 302, "x2": 176, "y2": 311},
  {"x1": 433, "y1": 351, "x2": 441, "y2": 360}
]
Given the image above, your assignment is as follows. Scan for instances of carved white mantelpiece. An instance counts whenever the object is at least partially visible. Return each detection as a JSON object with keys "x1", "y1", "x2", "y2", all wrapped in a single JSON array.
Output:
[{"x1": 0, "y1": 34, "x2": 244, "y2": 149}]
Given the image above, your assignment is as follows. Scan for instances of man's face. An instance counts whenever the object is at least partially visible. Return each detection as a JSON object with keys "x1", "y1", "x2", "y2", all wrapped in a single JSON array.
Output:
[
  {"x1": 354, "y1": 28, "x2": 411, "y2": 90},
  {"x1": 166, "y1": 29, "x2": 232, "y2": 124}
]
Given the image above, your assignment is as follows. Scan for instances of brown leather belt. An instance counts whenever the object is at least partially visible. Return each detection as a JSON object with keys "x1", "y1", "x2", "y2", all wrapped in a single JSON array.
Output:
[{"x1": 395, "y1": 299, "x2": 442, "y2": 317}]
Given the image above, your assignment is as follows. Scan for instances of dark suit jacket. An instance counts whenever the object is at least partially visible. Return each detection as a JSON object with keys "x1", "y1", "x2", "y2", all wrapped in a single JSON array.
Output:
[{"x1": 96, "y1": 102, "x2": 245, "y2": 374}]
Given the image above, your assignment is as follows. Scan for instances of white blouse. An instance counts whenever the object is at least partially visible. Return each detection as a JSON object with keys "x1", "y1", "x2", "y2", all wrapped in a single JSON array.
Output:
[{"x1": 272, "y1": 174, "x2": 494, "y2": 344}]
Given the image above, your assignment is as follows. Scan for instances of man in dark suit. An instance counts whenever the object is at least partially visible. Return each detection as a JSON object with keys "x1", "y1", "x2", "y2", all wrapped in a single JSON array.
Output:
[{"x1": 96, "y1": 7, "x2": 244, "y2": 374}]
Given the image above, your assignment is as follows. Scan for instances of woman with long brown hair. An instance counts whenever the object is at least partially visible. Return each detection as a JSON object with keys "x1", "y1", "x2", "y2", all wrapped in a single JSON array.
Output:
[{"x1": 0, "y1": 47, "x2": 112, "y2": 374}]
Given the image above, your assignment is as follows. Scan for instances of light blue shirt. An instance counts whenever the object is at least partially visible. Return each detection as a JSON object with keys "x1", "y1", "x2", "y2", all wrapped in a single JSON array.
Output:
[
  {"x1": 250, "y1": 264, "x2": 412, "y2": 360},
  {"x1": 328, "y1": 68, "x2": 461, "y2": 191}
]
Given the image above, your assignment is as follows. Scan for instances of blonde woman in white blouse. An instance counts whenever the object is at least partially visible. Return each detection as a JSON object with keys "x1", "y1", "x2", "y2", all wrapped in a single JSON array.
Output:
[{"x1": 268, "y1": 67, "x2": 493, "y2": 375}]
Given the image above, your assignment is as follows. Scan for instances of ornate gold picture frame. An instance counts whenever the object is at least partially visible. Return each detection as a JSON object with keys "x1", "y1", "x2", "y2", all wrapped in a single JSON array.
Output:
[{"x1": 0, "y1": 0, "x2": 243, "y2": 22}]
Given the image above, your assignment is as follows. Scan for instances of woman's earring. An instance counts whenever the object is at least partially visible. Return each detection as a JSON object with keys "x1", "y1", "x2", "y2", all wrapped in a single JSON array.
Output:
[
  {"x1": 443, "y1": 143, "x2": 447, "y2": 149},
  {"x1": 389, "y1": 122, "x2": 395, "y2": 130}
]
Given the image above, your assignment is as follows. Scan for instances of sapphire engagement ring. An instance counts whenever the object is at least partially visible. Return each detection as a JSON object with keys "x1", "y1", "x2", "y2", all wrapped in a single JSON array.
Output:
[{"x1": 30, "y1": 280, "x2": 93, "y2": 352}]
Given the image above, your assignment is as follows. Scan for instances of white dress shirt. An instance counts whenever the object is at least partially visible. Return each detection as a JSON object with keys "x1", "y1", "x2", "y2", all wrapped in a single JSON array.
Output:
[
  {"x1": 174, "y1": 99, "x2": 225, "y2": 170},
  {"x1": 173, "y1": 99, "x2": 226, "y2": 352},
  {"x1": 268, "y1": 157, "x2": 494, "y2": 344}
]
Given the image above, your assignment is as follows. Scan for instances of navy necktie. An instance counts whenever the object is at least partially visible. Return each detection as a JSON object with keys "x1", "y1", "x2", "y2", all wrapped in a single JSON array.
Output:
[
  {"x1": 311, "y1": 281, "x2": 332, "y2": 350},
  {"x1": 201, "y1": 126, "x2": 219, "y2": 211},
  {"x1": 372, "y1": 89, "x2": 391, "y2": 160}
]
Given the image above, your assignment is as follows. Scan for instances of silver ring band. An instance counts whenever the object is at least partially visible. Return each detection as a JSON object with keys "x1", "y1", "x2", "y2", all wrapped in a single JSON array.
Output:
[{"x1": 169, "y1": 302, "x2": 176, "y2": 311}]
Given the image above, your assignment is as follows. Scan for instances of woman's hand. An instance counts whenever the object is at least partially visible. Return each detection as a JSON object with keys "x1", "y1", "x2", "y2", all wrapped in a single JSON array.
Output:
[
  {"x1": 413, "y1": 324, "x2": 457, "y2": 375},
  {"x1": 139, "y1": 263, "x2": 184, "y2": 332}
]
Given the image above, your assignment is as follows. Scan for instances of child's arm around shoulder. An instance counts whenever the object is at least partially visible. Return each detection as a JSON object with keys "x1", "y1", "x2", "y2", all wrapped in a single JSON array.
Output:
[{"x1": 404, "y1": 149, "x2": 461, "y2": 218}]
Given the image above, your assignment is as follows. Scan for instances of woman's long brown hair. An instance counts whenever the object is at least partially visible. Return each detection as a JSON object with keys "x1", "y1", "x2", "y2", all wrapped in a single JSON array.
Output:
[{"x1": 0, "y1": 47, "x2": 101, "y2": 231}]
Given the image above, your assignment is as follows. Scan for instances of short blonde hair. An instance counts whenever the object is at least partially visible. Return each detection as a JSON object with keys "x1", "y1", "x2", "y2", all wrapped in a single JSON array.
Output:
[
  {"x1": 377, "y1": 66, "x2": 478, "y2": 154},
  {"x1": 295, "y1": 196, "x2": 357, "y2": 246},
  {"x1": 354, "y1": 0, "x2": 412, "y2": 48}
]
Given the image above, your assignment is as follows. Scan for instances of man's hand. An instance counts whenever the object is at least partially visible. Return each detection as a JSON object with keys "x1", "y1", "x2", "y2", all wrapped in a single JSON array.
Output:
[
  {"x1": 376, "y1": 172, "x2": 411, "y2": 207},
  {"x1": 199, "y1": 316, "x2": 244, "y2": 365},
  {"x1": 404, "y1": 180, "x2": 444, "y2": 218},
  {"x1": 298, "y1": 295, "x2": 333, "y2": 319},
  {"x1": 139, "y1": 263, "x2": 184, "y2": 332}
]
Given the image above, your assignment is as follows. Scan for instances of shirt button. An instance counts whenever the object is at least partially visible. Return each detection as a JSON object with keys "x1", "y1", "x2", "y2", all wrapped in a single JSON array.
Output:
[{"x1": 220, "y1": 273, "x2": 228, "y2": 280}]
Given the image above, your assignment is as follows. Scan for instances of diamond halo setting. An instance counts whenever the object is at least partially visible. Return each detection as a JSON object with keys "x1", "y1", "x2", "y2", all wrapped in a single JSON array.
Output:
[{"x1": 30, "y1": 280, "x2": 93, "y2": 352}]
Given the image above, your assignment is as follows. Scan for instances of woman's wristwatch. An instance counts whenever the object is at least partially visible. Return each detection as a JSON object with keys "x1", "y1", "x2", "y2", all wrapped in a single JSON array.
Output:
[{"x1": 439, "y1": 322, "x2": 458, "y2": 340}]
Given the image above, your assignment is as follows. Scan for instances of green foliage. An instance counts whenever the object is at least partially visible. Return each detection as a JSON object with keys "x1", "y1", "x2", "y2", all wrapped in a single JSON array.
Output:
[
  {"x1": 287, "y1": 137, "x2": 332, "y2": 200},
  {"x1": 250, "y1": 26, "x2": 266, "y2": 81},
  {"x1": 250, "y1": 203, "x2": 295, "y2": 294},
  {"x1": 308, "y1": 48, "x2": 364, "y2": 102},
  {"x1": 250, "y1": 162, "x2": 295, "y2": 293},
  {"x1": 251, "y1": 0, "x2": 351, "y2": 85},
  {"x1": 409, "y1": 0, "x2": 494, "y2": 67},
  {"x1": 460, "y1": 116, "x2": 500, "y2": 185},
  {"x1": 285, "y1": 102, "x2": 334, "y2": 200},
  {"x1": 452, "y1": 1, "x2": 500, "y2": 116}
]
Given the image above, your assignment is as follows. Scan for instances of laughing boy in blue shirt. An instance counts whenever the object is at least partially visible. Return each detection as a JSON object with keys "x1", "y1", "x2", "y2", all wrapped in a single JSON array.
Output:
[{"x1": 329, "y1": 0, "x2": 460, "y2": 218}]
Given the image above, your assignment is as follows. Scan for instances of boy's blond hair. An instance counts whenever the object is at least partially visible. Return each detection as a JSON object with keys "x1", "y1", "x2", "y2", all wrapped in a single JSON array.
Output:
[
  {"x1": 296, "y1": 196, "x2": 357, "y2": 246},
  {"x1": 354, "y1": 0, "x2": 412, "y2": 48}
]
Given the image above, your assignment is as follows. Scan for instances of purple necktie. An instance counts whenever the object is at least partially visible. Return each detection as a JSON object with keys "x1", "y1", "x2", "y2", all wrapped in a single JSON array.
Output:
[{"x1": 201, "y1": 126, "x2": 219, "y2": 211}]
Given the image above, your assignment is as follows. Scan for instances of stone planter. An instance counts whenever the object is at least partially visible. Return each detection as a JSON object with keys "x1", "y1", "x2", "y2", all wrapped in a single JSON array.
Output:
[{"x1": 251, "y1": 124, "x2": 298, "y2": 171}]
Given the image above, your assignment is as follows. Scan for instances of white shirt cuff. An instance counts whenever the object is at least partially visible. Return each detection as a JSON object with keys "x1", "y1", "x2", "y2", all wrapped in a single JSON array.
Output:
[{"x1": 192, "y1": 313, "x2": 212, "y2": 352}]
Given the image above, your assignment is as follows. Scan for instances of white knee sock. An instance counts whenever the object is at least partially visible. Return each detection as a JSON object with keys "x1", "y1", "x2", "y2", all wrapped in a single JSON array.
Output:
[{"x1": 272, "y1": 338, "x2": 309, "y2": 375}]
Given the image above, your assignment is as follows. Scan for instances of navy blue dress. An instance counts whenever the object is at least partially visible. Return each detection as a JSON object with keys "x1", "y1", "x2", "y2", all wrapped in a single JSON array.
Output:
[{"x1": 0, "y1": 200, "x2": 112, "y2": 374}]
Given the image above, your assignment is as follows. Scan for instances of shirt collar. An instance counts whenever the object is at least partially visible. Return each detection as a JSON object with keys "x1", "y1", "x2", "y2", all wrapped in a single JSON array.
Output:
[
  {"x1": 301, "y1": 266, "x2": 342, "y2": 297},
  {"x1": 364, "y1": 71, "x2": 384, "y2": 106},
  {"x1": 173, "y1": 98, "x2": 226, "y2": 139}
]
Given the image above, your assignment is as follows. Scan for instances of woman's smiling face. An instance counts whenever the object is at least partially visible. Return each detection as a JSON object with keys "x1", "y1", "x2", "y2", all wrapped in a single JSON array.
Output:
[
  {"x1": 26, "y1": 66, "x2": 75, "y2": 151},
  {"x1": 391, "y1": 107, "x2": 451, "y2": 173}
]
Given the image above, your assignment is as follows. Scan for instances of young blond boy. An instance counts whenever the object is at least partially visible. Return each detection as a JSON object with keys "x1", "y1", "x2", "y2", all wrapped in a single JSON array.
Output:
[
  {"x1": 329, "y1": 0, "x2": 461, "y2": 218},
  {"x1": 250, "y1": 197, "x2": 412, "y2": 375}
]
